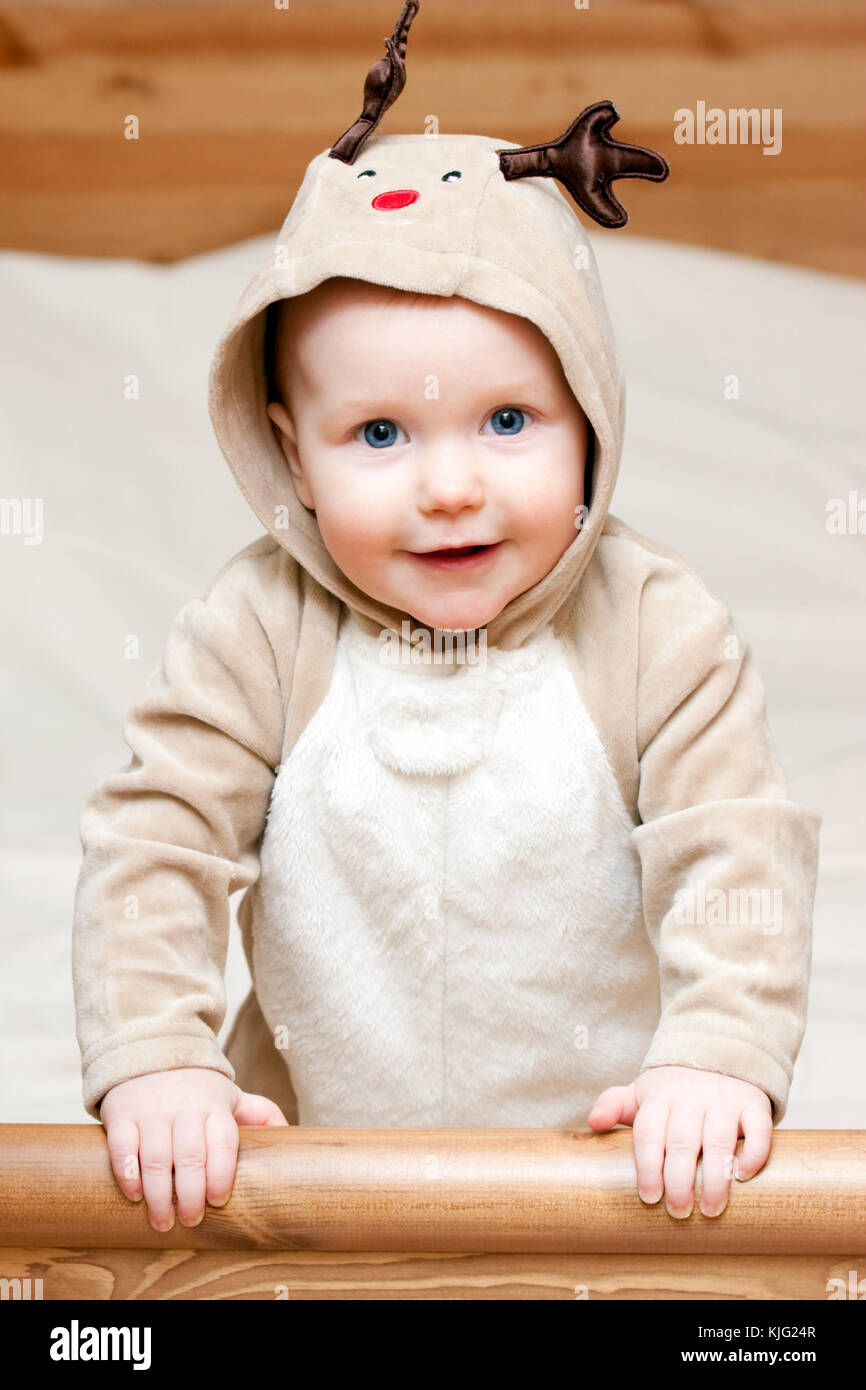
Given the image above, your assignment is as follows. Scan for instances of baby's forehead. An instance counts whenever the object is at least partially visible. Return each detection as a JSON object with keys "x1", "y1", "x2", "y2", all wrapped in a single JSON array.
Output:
[
  {"x1": 270, "y1": 280, "x2": 424, "y2": 379},
  {"x1": 272, "y1": 282, "x2": 563, "y2": 367},
  {"x1": 268, "y1": 281, "x2": 581, "y2": 419},
  {"x1": 269, "y1": 280, "x2": 415, "y2": 402},
  {"x1": 275, "y1": 276, "x2": 416, "y2": 323}
]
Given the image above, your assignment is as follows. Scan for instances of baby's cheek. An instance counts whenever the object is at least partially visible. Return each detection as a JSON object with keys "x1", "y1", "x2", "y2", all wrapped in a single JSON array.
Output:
[
  {"x1": 320, "y1": 507, "x2": 393, "y2": 582},
  {"x1": 522, "y1": 495, "x2": 583, "y2": 567}
]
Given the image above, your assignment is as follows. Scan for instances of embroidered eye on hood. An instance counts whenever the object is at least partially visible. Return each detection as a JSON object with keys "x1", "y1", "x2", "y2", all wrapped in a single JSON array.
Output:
[{"x1": 207, "y1": 0, "x2": 670, "y2": 650}]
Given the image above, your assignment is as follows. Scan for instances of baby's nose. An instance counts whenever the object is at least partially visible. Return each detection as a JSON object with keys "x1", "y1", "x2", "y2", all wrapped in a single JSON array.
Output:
[{"x1": 371, "y1": 189, "x2": 420, "y2": 211}]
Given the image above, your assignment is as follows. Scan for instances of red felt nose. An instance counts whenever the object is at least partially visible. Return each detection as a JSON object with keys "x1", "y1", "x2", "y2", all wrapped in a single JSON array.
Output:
[{"x1": 371, "y1": 189, "x2": 420, "y2": 211}]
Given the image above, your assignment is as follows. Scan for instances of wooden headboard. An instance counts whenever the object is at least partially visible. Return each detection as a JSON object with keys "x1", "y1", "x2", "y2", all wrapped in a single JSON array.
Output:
[{"x1": 0, "y1": 0, "x2": 863, "y2": 275}]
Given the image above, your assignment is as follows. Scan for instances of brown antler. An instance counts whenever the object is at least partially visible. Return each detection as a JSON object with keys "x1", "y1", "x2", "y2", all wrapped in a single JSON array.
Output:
[
  {"x1": 329, "y1": 1, "x2": 421, "y2": 165},
  {"x1": 497, "y1": 101, "x2": 669, "y2": 229}
]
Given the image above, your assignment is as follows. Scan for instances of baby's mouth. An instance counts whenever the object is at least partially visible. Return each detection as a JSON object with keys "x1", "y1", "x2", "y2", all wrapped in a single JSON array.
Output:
[
  {"x1": 409, "y1": 542, "x2": 502, "y2": 570},
  {"x1": 425, "y1": 545, "x2": 484, "y2": 558}
]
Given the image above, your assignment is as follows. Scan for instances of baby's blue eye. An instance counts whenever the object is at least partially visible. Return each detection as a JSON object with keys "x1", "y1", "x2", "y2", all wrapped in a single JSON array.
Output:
[
  {"x1": 442, "y1": 170, "x2": 462, "y2": 182},
  {"x1": 357, "y1": 169, "x2": 377, "y2": 179},
  {"x1": 488, "y1": 407, "x2": 525, "y2": 436},
  {"x1": 361, "y1": 419, "x2": 401, "y2": 449}
]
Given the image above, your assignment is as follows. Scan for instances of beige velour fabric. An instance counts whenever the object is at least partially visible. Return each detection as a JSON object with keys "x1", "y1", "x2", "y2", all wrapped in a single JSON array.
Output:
[{"x1": 72, "y1": 132, "x2": 820, "y2": 1125}]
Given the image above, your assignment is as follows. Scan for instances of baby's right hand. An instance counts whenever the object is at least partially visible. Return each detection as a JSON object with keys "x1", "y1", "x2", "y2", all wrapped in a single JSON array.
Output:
[{"x1": 99, "y1": 1067, "x2": 288, "y2": 1233}]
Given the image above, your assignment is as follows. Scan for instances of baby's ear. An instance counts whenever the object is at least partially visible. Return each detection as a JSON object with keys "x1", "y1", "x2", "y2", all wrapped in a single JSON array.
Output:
[
  {"x1": 266, "y1": 401, "x2": 315, "y2": 511},
  {"x1": 267, "y1": 399, "x2": 301, "y2": 463},
  {"x1": 266, "y1": 399, "x2": 292, "y2": 440}
]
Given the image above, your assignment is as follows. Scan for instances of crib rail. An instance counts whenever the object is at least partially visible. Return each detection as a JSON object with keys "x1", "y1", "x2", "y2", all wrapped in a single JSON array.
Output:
[
  {"x1": 1, "y1": 1125, "x2": 863, "y2": 1299},
  {"x1": 1, "y1": 1124, "x2": 864, "y2": 1252}
]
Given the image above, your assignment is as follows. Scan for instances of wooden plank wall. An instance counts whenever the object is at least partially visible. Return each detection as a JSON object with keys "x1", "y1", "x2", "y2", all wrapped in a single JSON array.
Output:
[{"x1": 0, "y1": 0, "x2": 863, "y2": 274}]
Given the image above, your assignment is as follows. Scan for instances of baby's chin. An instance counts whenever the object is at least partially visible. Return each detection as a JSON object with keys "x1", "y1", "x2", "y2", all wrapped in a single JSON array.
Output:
[
  {"x1": 401, "y1": 574, "x2": 546, "y2": 633},
  {"x1": 405, "y1": 598, "x2": 505, "y2": 635}
]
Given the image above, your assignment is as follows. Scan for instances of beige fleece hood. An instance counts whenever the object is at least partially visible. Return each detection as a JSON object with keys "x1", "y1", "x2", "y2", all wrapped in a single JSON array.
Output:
[{"x1": 206, "y1": 2, "x2": 668, "y2": 649}]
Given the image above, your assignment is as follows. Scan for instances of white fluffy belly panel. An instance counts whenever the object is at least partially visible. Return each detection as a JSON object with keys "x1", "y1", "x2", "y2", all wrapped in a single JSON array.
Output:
[{"x1": 256, "y1": 615, "x2": 659, "y2": 1127}]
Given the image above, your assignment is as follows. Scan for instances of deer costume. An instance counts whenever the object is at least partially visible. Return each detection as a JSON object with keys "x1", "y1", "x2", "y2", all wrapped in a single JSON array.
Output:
[{"x1": 73, "y1": 2, "x2": 819, "y2": 1128}]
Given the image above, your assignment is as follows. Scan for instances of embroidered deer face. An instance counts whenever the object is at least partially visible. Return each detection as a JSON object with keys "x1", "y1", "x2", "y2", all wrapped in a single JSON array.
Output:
[{"x1": 328, "y1": 0, "x2": 669, "y2": 231}]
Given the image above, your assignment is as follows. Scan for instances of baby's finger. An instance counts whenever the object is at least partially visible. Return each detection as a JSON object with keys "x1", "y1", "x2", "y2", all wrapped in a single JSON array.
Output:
[
  {"x1": 172, "y1": 1112, "x2": 208, "y2": 1228},
  {"x1": 698, "y1": 1109, "x2": 740, "y2": 1217},
  {"x1": 105, "y1": 1117, "x2": 143, "y2": 1202},
  {"x1": 662, "y1": 1104, "x2": 704, "y2": 1218},
  {"x1": 204, "y1": 1109, "x2": 239, "y2": 1209},
  {"x1": 234, "y1": 1091, "x2": 289, "y2": 1127},
  {"x1": 138, "y1": 1118, "x2": 176, "y2": 1233},
  {"x1": 261, "y1": 1102, "x2": 290, "y2": 1126},
  {"x1": 735, "y1": 1104, "x2": 773, "y2": 1181},
  {"x1": 631, "y1": 1099, "x2": 668, "y2": 1204},
  {"x1": 587, "y1": 1083, "x2": 636, "y2": 1131}
]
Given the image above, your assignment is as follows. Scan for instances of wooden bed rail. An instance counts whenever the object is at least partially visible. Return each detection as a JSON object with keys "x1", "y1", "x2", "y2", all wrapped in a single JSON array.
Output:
[{"x1": 1, "y1": 1125, "x2": 864, "y2": 1255}]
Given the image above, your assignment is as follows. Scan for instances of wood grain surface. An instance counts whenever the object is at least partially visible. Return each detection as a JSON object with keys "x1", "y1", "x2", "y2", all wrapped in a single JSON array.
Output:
[
  {"x1": 0, "y1": 0, "x2": 863, "y2": 272},
  {"x1": 1, "y1": 1125, "x2": 864, "y2": 1255},
  {"x1": 2, "y1": 1247, "x2": 863, "y2": 1300}
]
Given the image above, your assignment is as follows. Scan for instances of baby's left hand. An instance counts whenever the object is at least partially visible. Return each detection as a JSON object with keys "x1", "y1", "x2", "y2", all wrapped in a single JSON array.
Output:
[{"x1": 587, "y1": 1065, "x2": 773, "y2": 1219}]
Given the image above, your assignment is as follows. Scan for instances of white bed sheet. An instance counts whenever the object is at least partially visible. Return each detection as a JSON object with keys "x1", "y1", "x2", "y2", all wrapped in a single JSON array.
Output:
[{"x1": 1, "y1": 233, "x2": 864, "y2": 1124}]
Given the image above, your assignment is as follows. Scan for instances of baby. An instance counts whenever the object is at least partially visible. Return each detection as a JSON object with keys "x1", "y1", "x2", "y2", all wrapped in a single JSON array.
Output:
[{"x1": 72, "y1": 3, "x2": 820, "y2": 1236}]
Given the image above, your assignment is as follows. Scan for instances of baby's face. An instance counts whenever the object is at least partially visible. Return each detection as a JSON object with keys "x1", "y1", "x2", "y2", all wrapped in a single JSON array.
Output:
[{"x1": 267, "y1": 278, "x2": 587, "y2": 632}]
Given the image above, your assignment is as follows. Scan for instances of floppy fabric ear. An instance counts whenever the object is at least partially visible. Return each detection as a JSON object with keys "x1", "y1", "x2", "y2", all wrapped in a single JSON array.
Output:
[
  {"x1": 329, "y1": 0, "x2": 421, "y2": 164},
  {"x1": 496, "y1": 101, "x2": 670, "y2": 229}
]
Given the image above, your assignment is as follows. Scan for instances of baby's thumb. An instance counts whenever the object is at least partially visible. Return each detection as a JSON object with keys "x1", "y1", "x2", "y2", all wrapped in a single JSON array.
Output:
[
  {"x1": 233, "y1": 1091, "x2": 290, "y2": 1127},
  {"x1": 587, "y1": 1082, "x2": 639, "y2": 1130}
]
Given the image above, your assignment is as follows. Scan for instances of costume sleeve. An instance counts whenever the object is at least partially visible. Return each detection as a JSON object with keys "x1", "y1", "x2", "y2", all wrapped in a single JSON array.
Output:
[
  {"x1": 631, "y1": 559, "x2": 821, "y2": 1124},
  {"x1": 72, "y1": 551, "x2": 286, "y2": 1120}
]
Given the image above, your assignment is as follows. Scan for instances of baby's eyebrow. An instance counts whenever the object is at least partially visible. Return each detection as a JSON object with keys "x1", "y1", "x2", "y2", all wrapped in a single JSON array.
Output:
[
  {"x1": 327, "y1": 382, "x2": 554, "y2": 419},
  {"x1": 485, "y1": 383, "x2": 553, "y2": 402},
  {"x1": 324, "y1": 398, "x2": 406, "y2": 426}
]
